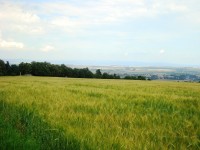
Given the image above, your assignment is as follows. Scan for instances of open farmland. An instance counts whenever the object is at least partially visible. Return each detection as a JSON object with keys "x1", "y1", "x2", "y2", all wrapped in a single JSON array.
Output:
[{"x1": 0, "y1": 77, "x2": 200, "y2": 149}]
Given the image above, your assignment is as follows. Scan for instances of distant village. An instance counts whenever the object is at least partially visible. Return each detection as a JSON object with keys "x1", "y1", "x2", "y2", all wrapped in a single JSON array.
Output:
[
  {"x1": 122, "y1": 73, "x2": 200, "y2": 82},
  {"x1": 88, "y1": 66, "x2": 200, "y2": 82}
]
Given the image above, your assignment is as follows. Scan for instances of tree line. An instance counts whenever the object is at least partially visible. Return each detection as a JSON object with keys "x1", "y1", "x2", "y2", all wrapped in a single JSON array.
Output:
[{"x1": 0, "y1": 59, "x2": 146, "y2": 80}]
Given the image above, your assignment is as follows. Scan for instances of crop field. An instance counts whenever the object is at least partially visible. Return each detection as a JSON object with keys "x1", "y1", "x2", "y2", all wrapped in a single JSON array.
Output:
[{"x1": 0, "y1": 77, "x2": 200, "y2": 149}]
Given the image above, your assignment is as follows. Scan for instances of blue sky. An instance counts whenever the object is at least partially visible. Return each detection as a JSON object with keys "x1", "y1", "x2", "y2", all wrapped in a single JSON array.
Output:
[{"x1": 0, "y1": 0, "x2": 200, "y2": 66}]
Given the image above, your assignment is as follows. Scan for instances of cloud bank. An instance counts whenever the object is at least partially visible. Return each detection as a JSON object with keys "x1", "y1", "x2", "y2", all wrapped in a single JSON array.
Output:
[
  {"x1": 0, "y1": 38, "x2": 24, "y2": 49},
  {"x1": 0, "y1": 0, "x2": 199, "y2": 66}
]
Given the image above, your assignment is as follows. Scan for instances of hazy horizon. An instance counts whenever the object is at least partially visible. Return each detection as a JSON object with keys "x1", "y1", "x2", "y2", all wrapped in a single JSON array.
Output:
[
  {"x1": 0, "y1": 0, "x2": 200, "y2": 67},
  {"x1": 3, "y1": 58, "x2": 200, "y2": 68}
]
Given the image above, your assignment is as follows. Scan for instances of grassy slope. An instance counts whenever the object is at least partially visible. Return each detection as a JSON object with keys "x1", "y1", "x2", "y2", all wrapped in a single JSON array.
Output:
[{"x1": 0, "y1": 76, "x2": 200, "y2": 149}]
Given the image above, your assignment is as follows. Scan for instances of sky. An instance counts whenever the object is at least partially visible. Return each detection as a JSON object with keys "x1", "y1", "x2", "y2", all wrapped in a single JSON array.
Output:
[{"x1": 0, "y1": 0, "x2": 200, "y2": 66}]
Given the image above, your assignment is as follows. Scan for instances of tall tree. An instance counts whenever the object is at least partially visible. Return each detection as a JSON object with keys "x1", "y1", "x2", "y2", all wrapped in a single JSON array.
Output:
[
  {"x1": 10, "y1": 64, "x2": 20, "y2": 76},
  {"x1": 49, "y1": 64, "x2": 61, "y2": 77},
  {"x1": 95, "y1": 69, "x2": 102, "y2": 78},
  {"x1": 0, "y1": 59, "x2": 6, "y2": 76},
  {"x1": 5, "y1": 61, "x2": 11, "y2": 75},
  {"x1": 60, "y1": 64, "x2": 73, "y2": 77},
  {"x1": 31, "y1": 61, "x2": 51, "y2": 76},
  {"x1": 19, "y1": 62, "x2": 32, "y2": 75}
]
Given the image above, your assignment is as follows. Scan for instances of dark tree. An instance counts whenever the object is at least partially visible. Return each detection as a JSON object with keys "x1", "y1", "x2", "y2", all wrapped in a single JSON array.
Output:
[
  {"x1": 19, "y1": 62, "x2": 32, "y2": 75},
  {"x1": 49, "y1": 64, "x2": 61, "y2": 77},
  {"x1": 138, "y1": 76, "x2": 146, "y2": 80},
  {"x1": 5, "y1": 61, "x2": 11, "y2": 75},
  {"x1": 10, "y1": 65, "x2": 20, "y2": 76},
  {"x1": 73, "y1": 68, "x2": 79, "y2": 78},
  {"x1": 31, "y1": 61, "x2": 51, "y2": 76},
  {"x1": 0, "y1": 59, "x2": 124, "y2": 79},
  {"x1": 102, "y1": 72, "x2": 109, "y2": 79},
  {"x1": 113, "y1": 74, "x2": 120, "y2": 79},
  {"x1": 83, "y1": 68, "x2": 93, "y2": 78},
  {"x1": 124, "y1": 76, "x2": 137, "y2": 80},
  {"x1": 95, "y1": 69, "x2": 102, "y2": 78},
  {"x1": 60, "y1": 64, "x2": 73, "y2": 77},
  {"x1": 0, "y1": 59, "x2": 6, "y2": 76},
  {"x1": 124, "y1": 75, "x2": 146, "y2": 80}
]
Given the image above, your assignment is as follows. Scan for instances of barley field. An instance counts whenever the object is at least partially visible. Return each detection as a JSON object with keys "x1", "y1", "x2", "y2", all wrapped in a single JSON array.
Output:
[{"x1": 0, "y1": 77, "x2": 200, "y2": 150}]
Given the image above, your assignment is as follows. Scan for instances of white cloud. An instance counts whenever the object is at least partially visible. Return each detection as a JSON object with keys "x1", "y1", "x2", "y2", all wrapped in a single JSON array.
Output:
[
  {"x1": 1, "y1": 0, "x2": 199, "y2": 36},
  {"x1": 39, "y1": 0, "x2": 150, "y2": 34},
  {"x1": 160, "y1": 49, "x2": 165, "y2": 54},
  {"x1": 0, "y1": 38, "x2": 24, "y2": 49},
  {"x1": 152, "y1": 1, "x2": 188, "y2": 14},
  {"x1": 38, "y1": 0, "x2": 199, "y2": 34},
  {"x1": 0, "y1": 2, "x2": 40, "y2": 23},
  {"x1": 13, "y1": 25, "x2": 44, "y2": 34},
  {"x1": 0, "y1": 2, "x2": 44, "y2": 35},
  {"x1": 41, "y1": 45, "x2": 55, "y2": 52},
  {"x1": 168, "y1": 3, "x2": 188, "y2": 12}
]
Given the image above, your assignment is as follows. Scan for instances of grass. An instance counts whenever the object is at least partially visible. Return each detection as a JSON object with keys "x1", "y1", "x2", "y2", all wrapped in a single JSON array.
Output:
[
  {"x1": 0, "y1": 101, "x2": 84, "y2": 150},
  {"x1": 0, "y1": 76, "x2": 200, "y2": 149}
]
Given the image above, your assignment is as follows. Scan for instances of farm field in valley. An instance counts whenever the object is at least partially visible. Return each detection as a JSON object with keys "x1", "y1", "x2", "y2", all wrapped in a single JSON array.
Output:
[{"x1": 0, "y1": 77, "x2": 200, "y2": 149}]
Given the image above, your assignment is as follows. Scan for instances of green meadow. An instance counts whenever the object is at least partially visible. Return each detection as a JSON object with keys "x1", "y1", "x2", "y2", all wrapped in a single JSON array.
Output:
[{"x1": 0, "y1": 77, "x2": 200, "y2": 149}]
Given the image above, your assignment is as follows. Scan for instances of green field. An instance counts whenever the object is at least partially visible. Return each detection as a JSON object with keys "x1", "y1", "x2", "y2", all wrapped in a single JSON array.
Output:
[{"x1": 0, "y1": 77, "x2": 200, "y2": 149}]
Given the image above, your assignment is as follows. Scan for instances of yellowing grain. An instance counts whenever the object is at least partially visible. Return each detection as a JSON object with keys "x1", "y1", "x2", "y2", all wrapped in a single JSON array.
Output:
[{"x1": 0, "y1": 76, "x2": 200, "y2": 149}]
